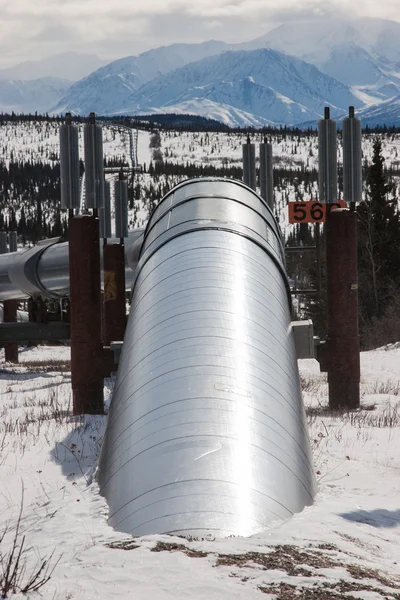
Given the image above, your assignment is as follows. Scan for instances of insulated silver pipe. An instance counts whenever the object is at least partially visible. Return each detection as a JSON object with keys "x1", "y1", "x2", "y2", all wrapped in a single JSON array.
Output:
[
  {"x1": 98, "y1": 177, "x2": 316, "y2": 538},
  {"x1": 0, "y1": 229, "x2": 145, "y2": 301}
]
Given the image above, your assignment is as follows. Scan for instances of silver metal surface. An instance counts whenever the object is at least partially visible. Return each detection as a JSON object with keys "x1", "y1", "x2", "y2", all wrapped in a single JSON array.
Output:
[
  {"x1": 242, "y1": 142, "x2": 256, "y2": 191},
  {"x1": 59, "y1": 123, "x2": 80, "y2": 210},
  {"x1": 8, "y1": 232, "x2": 17, "y2": 253},
  {"x1": 98, "y1": 177, "x2": 316, "y2": 538},
  {"x1": 99, "y1": 181, "x2": 112, "y2": 239},
  {"x1": 84, "y1": 122, "x2": 105, "y2": 209},
  {"x1": 318, "y1": 117, "x2": 337, "y2": 204},
  {"x1": 260, "y1": 142, "x2": 274, "y2": 212},
  {"x1": 0, "y1": 232, "x2": 8, "y2": 254},
  {"x1": 342, "y1": 115, "x2": 362, "y2": 204},
  {"x1": 0, "y1": 228, "x2": 145, "y2": 301}
]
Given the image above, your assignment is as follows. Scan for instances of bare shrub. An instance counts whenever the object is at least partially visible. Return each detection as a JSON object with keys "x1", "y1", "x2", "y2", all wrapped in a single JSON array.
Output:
[
  {"x1": 21, "y1": 360, "x2": 71, "y2": 373},
  {"x1": 0, "y1": 496, "x2": 59, "y2": 597},
  {"x1": 300, "y1": 374, "x2": 327, "y2": 394},
  {"x1": 307, "y1": 403, "x2": 400, "y2": 428},
  {"x1": 368, "y1": 380, "x2": 400, "y2": 396}
]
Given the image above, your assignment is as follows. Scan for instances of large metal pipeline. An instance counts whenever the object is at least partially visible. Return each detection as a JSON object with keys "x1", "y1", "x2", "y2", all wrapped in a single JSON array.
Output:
[
  {"x1": 0, "y1": 229, "x2": 145, "y2": 301},
  {"x1": 97, "y1": 178, "x2": 316, "y2": 538}
]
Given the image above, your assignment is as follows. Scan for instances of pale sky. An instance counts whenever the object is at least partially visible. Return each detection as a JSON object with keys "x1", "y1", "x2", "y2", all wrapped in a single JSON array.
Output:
[{"x1": 0, "y1": 0, "x2": 399, "y2": 68}]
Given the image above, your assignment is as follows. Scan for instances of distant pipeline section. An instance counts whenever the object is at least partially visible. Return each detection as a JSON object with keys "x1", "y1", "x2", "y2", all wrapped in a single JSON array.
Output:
[
  {"x1": 0, "y1": 229, "x2": 145, "y2": 301},
  {"x1": 97, "y1": 178, "x2": 316, "y2": 538}
]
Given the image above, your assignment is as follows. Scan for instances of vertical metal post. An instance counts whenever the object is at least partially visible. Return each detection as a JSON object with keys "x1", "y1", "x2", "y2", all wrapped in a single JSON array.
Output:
[
  {"x1": 8, "y1": 231, "x2": 17, "y2": 253},
  {"x1": 103, "y1": 172, "x2": 127, "y2": 345},
  {"x1": 3, "y1": 300, "x2": 18, "y2": 363},
  {"x1": 0, "y1": 232, "x2": 8, "y2": 254},
  {"x1": 99, "y1": 181, "x2": 112, "y2": 240},
  {"x1": 103, "y1": 242, "x2": 126, "y2": 346},
  {"x1": 84, "y1": 113, "x2": 105, "y2": 211},
  {"x1": 259, "y1": 139, "x2": 274, "y2": 212},
  {"x1": 318, "y1": 107, "x2": 337, "y2": 205},
  {"x1": 114, "y1": 174, "x2": 128, "y2": 240},
  {"x1": 60, "y1": 113, "x2": 80, "y2": 210},
  {"x1": 242, "y1": 136, "x2": 256, "y2": 191},
  {"x1": 315, "y1": 223, "x2": 321, "y2": 294},
  {"x1": 342, "y1": 106, "x2": 363, "y2": 211},
  {"x1": 69, "y1": 214, "x2": 104, "y2": 415},
  {"x1": 325, "y1": 209, "x2": 360, "y2": 409}
]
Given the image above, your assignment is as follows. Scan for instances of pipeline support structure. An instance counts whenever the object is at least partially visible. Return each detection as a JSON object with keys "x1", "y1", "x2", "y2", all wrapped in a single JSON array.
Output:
[{"x1": 0, "y1": 178, "x2": 316, "y2": 538}]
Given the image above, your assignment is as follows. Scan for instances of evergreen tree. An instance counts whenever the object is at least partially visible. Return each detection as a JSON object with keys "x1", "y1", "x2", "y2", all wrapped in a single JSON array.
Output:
[{"x1": 357, "y1": 138, "x2": 400, "y2": 324}]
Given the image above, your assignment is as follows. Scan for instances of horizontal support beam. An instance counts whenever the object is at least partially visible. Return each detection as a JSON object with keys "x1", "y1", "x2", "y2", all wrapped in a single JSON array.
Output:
[
  {"x1": 290, "y1": 289, "x2": 318, "y2": 295},
  {"x1": 0, "y1": 322, "x2": 70, "y2": 345},
  {"x1": 285, "y1": 246, "x2": 316, "y2": 253}
]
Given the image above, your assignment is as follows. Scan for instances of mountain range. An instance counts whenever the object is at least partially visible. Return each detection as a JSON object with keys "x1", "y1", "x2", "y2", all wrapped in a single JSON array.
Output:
[{"x1": 2, "y1": 18, "x2": 400, "y2": 126}]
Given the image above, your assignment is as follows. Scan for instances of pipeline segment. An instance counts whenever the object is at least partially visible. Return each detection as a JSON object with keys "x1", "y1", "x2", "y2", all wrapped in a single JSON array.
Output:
[
  {"x1": 98, "y1": 178, "x2": 316, "y2": 538},
  {"x1": 0, "y1": 229, "x2": 145, "y2": 301}
]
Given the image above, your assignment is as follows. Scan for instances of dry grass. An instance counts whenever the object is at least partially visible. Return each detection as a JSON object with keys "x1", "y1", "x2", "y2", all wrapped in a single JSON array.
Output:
[
  {"x1": 108, "y1": 541, "x2": 400, "y2": 599},
  {"x1": 300, "y1": 373, "x2": 327, "y2": 394},
  {"x1": 307, "y1": 403, "x2": 400, "y2": 428},
  {"x1": 368, "y1": 379, "x2": 400, "y2": 396},
  {"x1": 0, "y1": 494, "x2": 59, "y2": 598},
  {"x1": 0, "y1": 361, "x2": 71, "y2": 375},
  {"x1": 22, "y1": 360, "x2": 70, "y2": 372},
  {"x1": 259, "y1": 580, "x2": 400, "y2": 599}
]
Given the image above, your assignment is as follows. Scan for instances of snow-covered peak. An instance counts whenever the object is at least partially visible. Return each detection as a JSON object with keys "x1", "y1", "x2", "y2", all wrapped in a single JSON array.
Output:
[
  {"x1": 120, "y1": 48, "x2": 361, "y2": 126},
  {"x1": 0, "y1": 77, "x2": 72, "y2": 114},
  {"x1": 53, "y1": 41, "x2": 229, "y2": 116}
]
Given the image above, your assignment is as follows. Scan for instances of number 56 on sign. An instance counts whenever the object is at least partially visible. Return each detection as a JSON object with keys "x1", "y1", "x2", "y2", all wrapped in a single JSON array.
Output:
[{"x1": 288, "y1": 200, "x2": 346, "y2": 224}]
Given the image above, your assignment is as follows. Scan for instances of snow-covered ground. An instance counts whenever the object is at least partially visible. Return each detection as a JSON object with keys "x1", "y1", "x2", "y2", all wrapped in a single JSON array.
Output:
[{"x1": 0, "y1": 344, "x2": 399, "y2": 599}]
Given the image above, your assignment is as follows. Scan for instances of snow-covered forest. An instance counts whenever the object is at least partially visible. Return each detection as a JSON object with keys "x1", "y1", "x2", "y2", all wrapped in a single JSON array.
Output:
[{"x1": 2, "y1": 119, "x2": 400, "y2": 240}]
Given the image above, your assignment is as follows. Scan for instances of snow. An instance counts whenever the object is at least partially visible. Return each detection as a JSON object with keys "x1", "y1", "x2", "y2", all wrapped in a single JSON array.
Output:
[
  {"x1": 0, "y1": 78, "x2": 71, "y2": 115},
  {"x1": 0, "y1": 343, "x2": 399, "y2": 598},
  {"x1": 117, "y1": 48, "x2": 361, "y2": 127},
  {"x1": 4, "y1": 120, "x2": 400, "y2": 240},
  {"x1": 1, "y1": 119, "x2": 400, "y2": 597},
  {"x1": 137, "y1": 129, "x2": 152, "y2": 168},
  {"x1": 52, "y1": 41, "x2": 229, "y2": 117}
]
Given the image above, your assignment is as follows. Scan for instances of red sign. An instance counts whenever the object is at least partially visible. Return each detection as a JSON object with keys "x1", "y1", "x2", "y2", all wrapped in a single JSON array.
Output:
[{"x1": 288, "y1": 200, "x2": 347, "y2": 224}]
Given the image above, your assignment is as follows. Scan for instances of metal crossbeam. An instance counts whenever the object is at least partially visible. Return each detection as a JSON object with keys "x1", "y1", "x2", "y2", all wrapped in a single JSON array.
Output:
[{"x1": 0, "y1": 322, "x2": 70, "y2": 345}]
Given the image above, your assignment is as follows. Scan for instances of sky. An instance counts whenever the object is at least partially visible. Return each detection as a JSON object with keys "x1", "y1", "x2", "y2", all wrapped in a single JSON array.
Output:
[{"x1": 0, "y1": 0, "x2": 400, "y2": 69}]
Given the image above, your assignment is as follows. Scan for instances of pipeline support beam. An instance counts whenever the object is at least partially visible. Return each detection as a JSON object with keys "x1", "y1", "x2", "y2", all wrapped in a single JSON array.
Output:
[
  {"x1": 103, "y1": 243, "x2": 126, "y2": 346},
  {"x1": 324, "y1": 209, "x2": 360, "y2": 409},
  {"x1": 3, "y1": 300, "x2": 18, "y2": 362},
  {"x1": 69, "y1": 215, "x2": 104, "y2": 415}
]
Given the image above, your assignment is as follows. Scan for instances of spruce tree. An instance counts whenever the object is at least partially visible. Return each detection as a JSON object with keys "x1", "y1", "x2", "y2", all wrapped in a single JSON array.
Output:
[{"x1": 357, "y1": 138, "x2": 400, "y2": 324}]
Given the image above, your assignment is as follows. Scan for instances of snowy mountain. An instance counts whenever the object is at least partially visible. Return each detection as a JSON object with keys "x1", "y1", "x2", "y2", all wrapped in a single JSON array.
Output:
[
  {"x1": 113, "y1": 49, "x2": 361, "y2": 126},
  {"x1": 0, "y1": 77, "x2": 72, "y2": 114},
  {"x1": 135, "y1": 97, "x2": 274, "y2": 128},
  {"x1": 53, "y1": 41, "x2": 230, "y2": 116},
  {"x1": 244, "y1": 18, "x2": 400, "y2": 99},
  {"x1": 6, "y1": 17, "x2": 400, "y2": 126},
  {"x1": 0, "y1": 52, "x2": 106, "y2": 82},
  {"x1": 356, "y1": 94, "x2": 400, "y2": 127}
]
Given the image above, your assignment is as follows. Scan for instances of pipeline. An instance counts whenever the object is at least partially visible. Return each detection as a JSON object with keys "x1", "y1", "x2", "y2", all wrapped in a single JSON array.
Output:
[
  {"x1": 0, "y1": 229, "x2": 145, "y2": 301},
  {"x1": 97, "y1": 178, "x2": 316, "y2": 538}
]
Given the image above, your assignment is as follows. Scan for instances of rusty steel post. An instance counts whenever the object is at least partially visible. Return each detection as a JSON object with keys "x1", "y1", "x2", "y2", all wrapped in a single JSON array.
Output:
[
  {"x1": 3, "y1": 300, "x2": 18, "y2": 363},
  {"x1": 103, "y1": 242, "x2": 126, "y2": 346},
  {"x1": 69, "y1": 214, "x2": 104, "y2": 415},
  {"x1": 325, "y1": 209, "x2": 360, "y2": 409}
]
